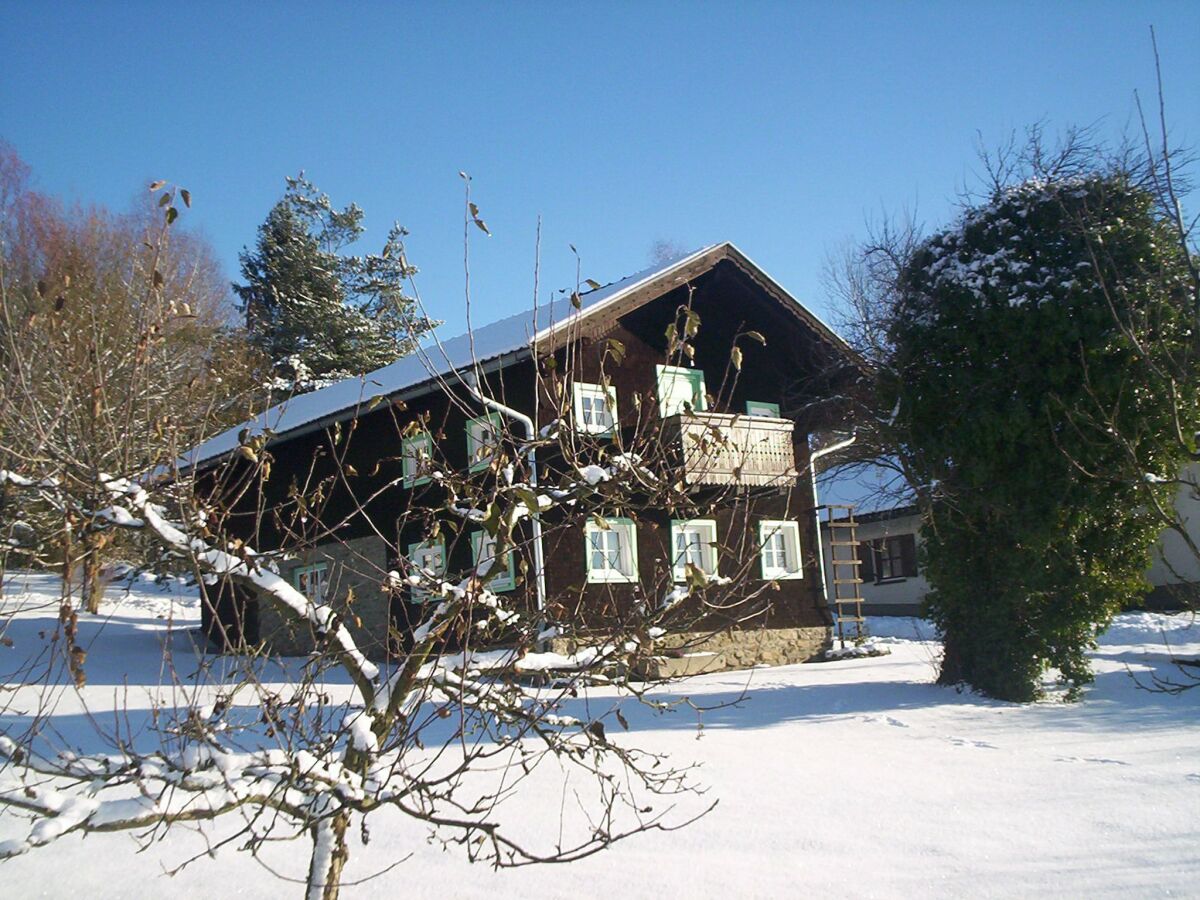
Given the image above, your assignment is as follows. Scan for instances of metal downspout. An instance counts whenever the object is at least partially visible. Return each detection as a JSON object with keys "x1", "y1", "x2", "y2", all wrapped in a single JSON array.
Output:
[{"x1": 463, "y1": 372, "x2": 548, "y2": 621}]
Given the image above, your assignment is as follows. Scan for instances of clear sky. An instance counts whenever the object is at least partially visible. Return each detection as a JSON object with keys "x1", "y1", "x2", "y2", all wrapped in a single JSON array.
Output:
[{"x1": 2, "y1": 2, "x2": 1197, "y2": 336}]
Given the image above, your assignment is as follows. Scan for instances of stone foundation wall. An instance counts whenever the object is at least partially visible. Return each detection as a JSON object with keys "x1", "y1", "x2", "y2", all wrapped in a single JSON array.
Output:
[
  {"x1": 258, "y1": 535, "x2": 391, "y2": 659},
  {"x1": 657, "y1": 626, "x2": 830, "y2": 669},
  {"x1": 548, "y1": 624, "x2": 830, "y2": 672}
]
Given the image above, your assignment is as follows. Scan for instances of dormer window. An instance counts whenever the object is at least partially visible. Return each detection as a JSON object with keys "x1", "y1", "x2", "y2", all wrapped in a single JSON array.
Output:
[{"x1": 572, "y1": 382, "x2": 617, "y2": 435}]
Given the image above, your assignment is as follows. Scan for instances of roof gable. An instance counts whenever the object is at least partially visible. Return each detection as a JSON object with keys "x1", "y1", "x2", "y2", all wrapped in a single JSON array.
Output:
[{"x1": 183, "y1": 242, "x2": 855, "y2": 469}]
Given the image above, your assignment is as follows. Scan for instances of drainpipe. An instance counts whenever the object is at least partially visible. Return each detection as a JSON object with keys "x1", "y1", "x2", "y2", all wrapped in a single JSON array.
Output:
[
  {"x1": 463, "y1": 371, "x2": 547, "y2": 621},
  {"x1": 808, "y1": 431, "x2": 858, "y2": 611}
]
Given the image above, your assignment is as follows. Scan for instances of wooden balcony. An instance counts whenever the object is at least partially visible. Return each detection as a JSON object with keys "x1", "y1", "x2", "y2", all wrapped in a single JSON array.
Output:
[{"x1": 663, "y1": 412, "x2": 797, "y2": 487}]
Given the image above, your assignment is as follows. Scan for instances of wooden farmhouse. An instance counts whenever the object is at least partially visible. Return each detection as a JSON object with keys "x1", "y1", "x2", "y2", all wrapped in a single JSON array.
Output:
[{"x1": 187, "y1": 243, "x2": 864, "y2": 672}]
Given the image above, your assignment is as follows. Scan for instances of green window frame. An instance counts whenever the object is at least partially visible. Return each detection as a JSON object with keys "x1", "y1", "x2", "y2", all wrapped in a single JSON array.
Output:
[
  {"x1": 293, "y1": 562, "x2": 329, "y2": 602},
  {"x1": 745, "y1": 400, "x2": 781, "y2": 418},
  {"x1": 407, "y1": 538, "x2": 446, "y2": 601},
  {"x1": 401, "y1": 432, "x2": 433, "y2": 488},
  {"x1": 471, "y1": 530, "x2": 517, "y2": 592},
  {"x1": 655, "y1": 364, "x2": 707, "y2": 418},
  {"x1": 466, "y1": 413, "x2": 503, "y2": 472}
]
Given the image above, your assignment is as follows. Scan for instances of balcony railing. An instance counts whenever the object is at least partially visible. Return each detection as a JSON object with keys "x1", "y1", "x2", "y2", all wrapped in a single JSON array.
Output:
[{"x1": 663, "y1": 412, "x2": 797, "y2": 487}]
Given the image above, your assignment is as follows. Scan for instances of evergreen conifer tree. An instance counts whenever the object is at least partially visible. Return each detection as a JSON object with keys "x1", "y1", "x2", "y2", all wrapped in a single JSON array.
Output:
[{"x1": 235, "y1": 176, "x2": 432, "y2": 392}]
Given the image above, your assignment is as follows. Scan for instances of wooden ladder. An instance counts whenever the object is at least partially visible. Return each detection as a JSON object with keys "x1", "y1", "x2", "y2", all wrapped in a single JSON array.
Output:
[{"x1": 825, "y1": 503, "x2": 865, "y2": 648}]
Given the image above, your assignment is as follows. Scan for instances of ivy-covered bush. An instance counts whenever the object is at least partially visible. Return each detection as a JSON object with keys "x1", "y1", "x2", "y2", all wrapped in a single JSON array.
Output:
[{"x1": 887, "y1": 173, "x2": 1198, "y2": 701}]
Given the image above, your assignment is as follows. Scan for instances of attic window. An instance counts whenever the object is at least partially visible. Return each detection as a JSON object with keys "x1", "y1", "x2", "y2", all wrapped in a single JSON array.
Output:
[
  {"x1": 656, "y1": 365, "x2": 706, "y2": 417},
  {"x1": 572, "y1": 382, "x2": 617, "y2": 435},
  {"x1": 746, "y1": 400, "x2": 781, "y2": 417}
]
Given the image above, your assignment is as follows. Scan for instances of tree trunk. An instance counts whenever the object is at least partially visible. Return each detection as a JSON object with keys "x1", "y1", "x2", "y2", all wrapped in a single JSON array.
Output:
[
  {"x1": 80, "y1": 537, "x2": 105, "y2": 615},
  {"x1": 306, "y1": 810, "x2": 350, "y2": 900}
]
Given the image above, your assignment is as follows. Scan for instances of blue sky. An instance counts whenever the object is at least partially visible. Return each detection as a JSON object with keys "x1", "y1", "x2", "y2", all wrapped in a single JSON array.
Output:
[{"x1": 2, "y1": 2, "x2": 1197, "y2": 335}]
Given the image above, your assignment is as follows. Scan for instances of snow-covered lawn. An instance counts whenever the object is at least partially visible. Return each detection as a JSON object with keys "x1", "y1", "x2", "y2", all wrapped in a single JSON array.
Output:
[{"x1": 2, "y1": 572, "x2": 1198, "y2": 898}]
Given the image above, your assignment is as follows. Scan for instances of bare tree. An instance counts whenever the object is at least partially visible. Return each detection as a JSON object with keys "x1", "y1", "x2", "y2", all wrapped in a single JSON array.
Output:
[{"x1": 0, "y1": 148, "x2": 263, "y2": 611}]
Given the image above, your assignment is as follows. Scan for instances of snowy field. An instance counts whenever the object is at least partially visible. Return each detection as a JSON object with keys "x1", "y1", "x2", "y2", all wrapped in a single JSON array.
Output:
[{"x1": 2, "y1": 572, "x2": 1198, "y2": 898}]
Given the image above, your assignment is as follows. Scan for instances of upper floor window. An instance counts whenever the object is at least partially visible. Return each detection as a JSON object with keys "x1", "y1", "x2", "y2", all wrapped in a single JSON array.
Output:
[
  {"x1": 584, "y1": 517, "x2": 639, "y2": 583},
  {"x1": 656, "y1": 365, "x2": 707, "y2": 417},
  {"x1": 670, "y1": 518, "x2": 718, "y2": 582},
  {"x1": 293, "y1": 562, "x2": 328, "y2": 602},
  {"x1": 572, "y1": 382, "x2": 618, "y2": 435},
  {"x1": 471, "y1": 530, "x2": 517, "y2": 592},
  {"x1": 759, "y1": 520, "x2": 803, "y2": 580},
  {"x1": 466, "y1": 413, "x2": 503, "y2": 472},
  {"x1": 745, "y1": 400, "x2": 781, "y2": 418},
  {"x1": 401, "y1": 431, "x2": 433, "y2": 488}
]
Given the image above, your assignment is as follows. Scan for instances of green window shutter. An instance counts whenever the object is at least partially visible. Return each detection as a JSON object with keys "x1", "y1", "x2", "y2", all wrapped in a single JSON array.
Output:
[{"x1": 900, "y1": 533, "x2": 918, "y2": 578}]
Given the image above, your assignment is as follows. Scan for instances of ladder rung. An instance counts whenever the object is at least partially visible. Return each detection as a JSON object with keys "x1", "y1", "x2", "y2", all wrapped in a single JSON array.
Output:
[
  {"x1": 828, "y1": 521, "x2": 859, "y2": 528},
  {"x1": 833, "y1": 578, "x2": 863, "y2": 584},
  {"x1": 828, "y1": 541, "x2": 861, "y2": 547},
  {"x1": 831, "y1": 559, "x2": 862, "y2": 565}
]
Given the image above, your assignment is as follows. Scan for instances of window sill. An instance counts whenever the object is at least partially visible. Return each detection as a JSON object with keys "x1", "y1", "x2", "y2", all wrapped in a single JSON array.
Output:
[{"x1": 587, "y1": 571, "x2": 638, "y2": 585}]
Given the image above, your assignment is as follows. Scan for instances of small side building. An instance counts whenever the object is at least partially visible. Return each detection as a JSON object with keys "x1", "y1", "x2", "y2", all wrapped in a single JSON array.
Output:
[{"x1": 820, "y1": 505, "x2": 928, "y2": 616}]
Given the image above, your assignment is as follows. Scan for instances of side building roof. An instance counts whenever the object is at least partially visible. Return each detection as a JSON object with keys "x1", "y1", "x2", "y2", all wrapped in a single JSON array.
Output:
[{"x1": 183, "y1": 241, "x2": 857, "y2": 470}]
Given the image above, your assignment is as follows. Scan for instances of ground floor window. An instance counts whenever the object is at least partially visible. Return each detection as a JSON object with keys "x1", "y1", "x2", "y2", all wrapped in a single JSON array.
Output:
[
  {"x1": 863, "y1": 533, "x2": 918, "y2": 583},
  {"x1": 759, "y1": 520, "x2": 803, "y2": 580},
  {"x1": 472, "y1": 530, "x2": 517, "y2": 592},
  {"x1": 407, "y1": 538, "x2": 446, "y2": 600},
  {"x1": 293, "y1": 562, "x2": 329, "y2": 601},
  {"x1": 585, "y1": 517, "x2": 638, "y2": 583},
  {"x1": 670, "y1": 518, "x2": 719, "y2": 582}
]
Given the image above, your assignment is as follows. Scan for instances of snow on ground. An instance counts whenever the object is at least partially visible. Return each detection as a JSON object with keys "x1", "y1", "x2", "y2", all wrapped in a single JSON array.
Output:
[{"x1": 2, "y1": 572, "x2": 1198, "y2": 898}]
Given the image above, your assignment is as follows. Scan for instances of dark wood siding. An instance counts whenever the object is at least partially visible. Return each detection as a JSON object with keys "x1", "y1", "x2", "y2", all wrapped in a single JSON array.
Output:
[{"x1": 206, "y1": 260, "x2": 849, "y2": 645}]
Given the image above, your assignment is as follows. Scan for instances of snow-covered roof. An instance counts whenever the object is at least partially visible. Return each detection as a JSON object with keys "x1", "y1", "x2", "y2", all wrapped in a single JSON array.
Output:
[{"x1": 184, "y1": 241, "x2": 851, "y2": 469}]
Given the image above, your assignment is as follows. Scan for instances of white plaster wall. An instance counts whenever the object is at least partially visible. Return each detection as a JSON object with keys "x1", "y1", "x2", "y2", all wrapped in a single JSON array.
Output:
[
  {"x1": 1148, "y1": 464, "x2": 1200, "y2": 587},
  {"x1": 821, "y1": 512, "x2": 930, "y2": 612}
]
